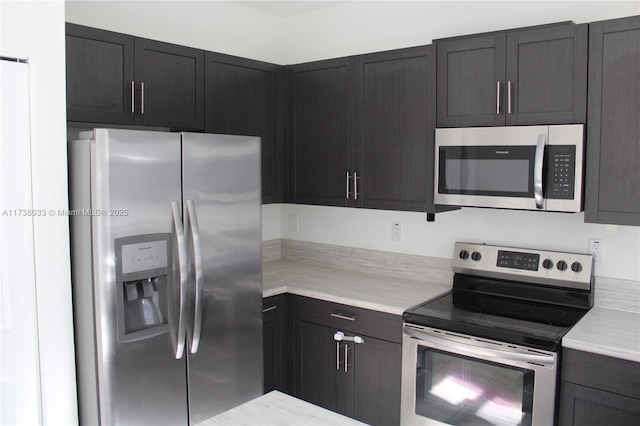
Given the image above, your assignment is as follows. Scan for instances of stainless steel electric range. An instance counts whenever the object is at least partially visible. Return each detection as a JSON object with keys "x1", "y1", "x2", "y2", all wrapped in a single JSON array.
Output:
[{"x1": 401, "y1": 242, "x2": 594, "y2": 426}]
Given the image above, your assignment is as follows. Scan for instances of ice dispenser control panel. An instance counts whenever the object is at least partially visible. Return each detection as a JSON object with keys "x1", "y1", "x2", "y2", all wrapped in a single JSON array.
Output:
[{"x1": 121, "y1": 239, "x2": 168, "y2": 274}]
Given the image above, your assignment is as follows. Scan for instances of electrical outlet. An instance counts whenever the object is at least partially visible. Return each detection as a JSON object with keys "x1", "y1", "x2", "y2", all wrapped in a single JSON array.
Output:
[
  {"x1": 392, "y1": 222, "x2": 403, "y2": 241},
  {"x1": 589, "y1": 238, "x2": 605, "y2": 262},
  {"x1": 288, "y1": 213, "x2": 299, "y2": 232}
]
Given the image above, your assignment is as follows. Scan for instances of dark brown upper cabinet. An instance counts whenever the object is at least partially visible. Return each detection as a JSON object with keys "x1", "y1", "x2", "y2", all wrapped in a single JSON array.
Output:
[
  {"x1": 66, "y1": 23, "x2": 204, "y2": 131},
  {"x1": 290, "y1": 57, "x2": 355, "y2": 207},
  {"x1": 436, "y1": 23, "x2": 587, "y2": 127},
  {"x1": 204, "y1": 53, "x2": 285, "y2": 203},
  {"x1": 354, "y1": 46, "x2": 435, "y2": 212},
  {"x1": 66, "y1": 23, "x2": 135, "y2": 125},
  {"x1": 584, "y1": 16, "x2": 640, "y2": 226},
  {"x1": 290, "y1": 46, "x2": 441, "y2": 213}
]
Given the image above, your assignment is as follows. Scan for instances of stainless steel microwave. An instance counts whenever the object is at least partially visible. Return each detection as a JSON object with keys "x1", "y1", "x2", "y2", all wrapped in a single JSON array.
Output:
[{"x1": 434, "y1": 124, "x2": 584, "y2": 212}]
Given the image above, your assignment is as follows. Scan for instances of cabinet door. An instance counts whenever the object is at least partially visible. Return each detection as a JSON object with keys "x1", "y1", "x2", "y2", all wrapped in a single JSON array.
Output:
[
  {"x1": 291, "y1": 58, "x2": 354, "y2": 206},
  {"x1": 437, "y1": 34, "x2": 506, "y2": 127},
  {"x1": 354, "y1": 46, "x2": 432, "y2": 212},
  {"x1": 505, "y1": 24, "x2": 587, "y2": 125},
  {"x1": 65, "y1": 23, "x2": 135, "y2": 125},
  {"x1": 205, "y1": 53, "x2": 283, "y2": 203},
  {"x1": 352, "y1": 335, "x2": 402, "y2": 426},
  {"x1": 134, "y1": 38, "x2": 204, "y2": 130},
  {"x1": 263, "y1": 296, "x2": 287, "y2": 393},
  {"x1": 585, "y1": 16, "x2": 640, "y2": 226},
  {"x1": 293, "y1": 320, "x2": 346, "y2": 415},
  {"x1": 559, "y1": 382, "x2": 640, "y2": 426}
]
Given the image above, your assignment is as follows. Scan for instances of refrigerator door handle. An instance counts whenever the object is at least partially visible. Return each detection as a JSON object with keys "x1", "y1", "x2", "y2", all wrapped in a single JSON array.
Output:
[
  {"x1": 172, "y1": 201, "x2": 188, "y2": 359},
  {"x1": 187, "y1": 200, "x2": 204, "y2": 354}
]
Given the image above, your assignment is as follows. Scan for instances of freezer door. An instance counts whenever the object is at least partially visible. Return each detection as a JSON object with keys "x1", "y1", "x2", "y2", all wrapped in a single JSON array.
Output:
[
  {"x1": 85, "y1": 129, "x2": 189, "y2": 425},
  {"x1": 181, "y1": 133, "x2": 263, "y2": 424}
]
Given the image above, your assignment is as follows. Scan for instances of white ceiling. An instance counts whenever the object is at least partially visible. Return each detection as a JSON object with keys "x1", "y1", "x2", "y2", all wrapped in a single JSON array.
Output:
[{"x1": 233, "y1": 1, "x2": 348, "y2": 17}]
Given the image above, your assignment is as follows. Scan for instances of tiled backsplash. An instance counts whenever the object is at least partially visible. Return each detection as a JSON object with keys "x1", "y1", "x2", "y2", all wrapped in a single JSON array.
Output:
[
  {"x1": 263, "y1": 239, "x2": 452, "y2": 284},
  {"x1": 594, "y1": 277, "x2": 640, "y2": 314}
]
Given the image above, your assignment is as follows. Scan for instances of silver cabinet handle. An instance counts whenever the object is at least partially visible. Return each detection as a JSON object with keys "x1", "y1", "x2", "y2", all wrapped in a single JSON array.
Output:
[
  {"x1": 171, "y1": 201, "x2": 188, "y2": 359},
  {"x1": 346, "y1": 172, "x2": 351, "y2": 199},
  {"x1": 262, "y1": 306, "x2": 277, "y2": 313},
  {"x1": 345, "y1": 343, "x2": 349, "y2": 372},
  {"x1": 534, "y1": 135, "x2": 546, "y2": 210},
  {"x1": 507, "y1": 80, "x2": 513, "y2": 114},
  {"x1": 334, "y1": 332, "x2": 363, "y2": 373},
  {"x1": 354, "y1": 172, "x2": 359, "y2": 200},
  {"x1": 140, "y1": 81, "x2": 145, "y2": 114},
  {"x1": 131, "y1": 80, "x2": 135, "y2": 113},
  {"x1": 331, "y1": 313, "x2": 355, "y2": 322},
  {"x1": 496, "y1": 81, "x2": 502, "y2": 114},
  {"x1": 186, "y1": 200, "x2": 204, "y2": 354}
]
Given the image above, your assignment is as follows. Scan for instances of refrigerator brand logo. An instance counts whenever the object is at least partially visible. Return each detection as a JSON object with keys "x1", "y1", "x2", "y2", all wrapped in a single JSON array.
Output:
[
  {"x1": 495, "y1": 151, "x2": 510, "y2": 155},
  {"x1": 138, "y1": 246, "x2": 153, "y2": 251}
]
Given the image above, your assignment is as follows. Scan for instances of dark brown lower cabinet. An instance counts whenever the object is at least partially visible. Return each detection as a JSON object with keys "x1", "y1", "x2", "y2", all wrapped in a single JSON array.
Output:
[
  {"x1": 291, "y1": 296, "x2": 402, "y2": 426},
  {"x1": 262, "y1": 295, "x2": 287, "y2": 393},
  {"x1": 559, "y1": 348, "x2": 640, "y2": 426},
  {"x1": 559, "y1": 382, "x2": 640, "y2": 426}
]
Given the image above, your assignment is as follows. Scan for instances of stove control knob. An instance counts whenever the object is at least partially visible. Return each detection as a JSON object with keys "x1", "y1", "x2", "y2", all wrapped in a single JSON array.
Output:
[
  {"x1": 542, "y1": 259, "x2": 554, "y2": 269},
  {"x1": 459, "y1": 250, "x2": 470, "y2": 260},
  {"x1": 557, "y1": 260, "x2": 568, "y2": 271},
  {"x1": 571, "y1": 262, "x2": 583, "y2": 273},
  {"x1": 471, "y1": 251, "x2": 482, "y2": 261}
]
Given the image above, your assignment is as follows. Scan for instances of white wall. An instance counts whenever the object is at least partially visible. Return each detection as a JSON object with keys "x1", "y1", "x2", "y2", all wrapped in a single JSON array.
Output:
[
  {"x1": 0, "y1": 0, "x2": 78, "y2": 424},
  {"x1": 278, "y1": 204, "x2": 640, "y2": 281},
  {"x1": 65, "y1": 0, "x2": 283, "y2": 63},
  {"x1": 278, "y1": 0, "x2": 640, "y2": 63}
]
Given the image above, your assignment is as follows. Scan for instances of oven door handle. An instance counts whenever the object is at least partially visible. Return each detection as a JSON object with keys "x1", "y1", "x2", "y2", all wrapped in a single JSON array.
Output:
[{"x1": 404, "y1": 327, "x2": 555, "y2": 366}]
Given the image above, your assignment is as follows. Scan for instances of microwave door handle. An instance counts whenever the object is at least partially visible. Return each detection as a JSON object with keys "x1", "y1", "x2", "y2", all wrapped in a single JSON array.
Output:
[{"x1": 534, "y1": 135, "x2": 546, "y2": 210}]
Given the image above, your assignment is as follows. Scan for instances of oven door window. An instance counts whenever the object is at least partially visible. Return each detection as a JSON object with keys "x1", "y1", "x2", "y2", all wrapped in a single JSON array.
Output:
[
  {"x1": 438, "y1": 146, "x2": 535, "y2": 197},
  {"x1": 416, "y1": 347, "x2": 534, "y2": 426}
]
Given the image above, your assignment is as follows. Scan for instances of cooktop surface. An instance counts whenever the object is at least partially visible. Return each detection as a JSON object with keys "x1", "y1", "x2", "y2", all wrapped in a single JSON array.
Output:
[{"x1": 403, "y1": 290, "x2": 589, "y2": 351}]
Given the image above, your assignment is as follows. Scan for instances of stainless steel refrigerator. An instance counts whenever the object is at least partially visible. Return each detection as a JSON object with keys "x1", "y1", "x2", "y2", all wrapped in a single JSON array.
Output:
[{"x1": 69, "y1": 128, "x2": 263, "y2": 425}]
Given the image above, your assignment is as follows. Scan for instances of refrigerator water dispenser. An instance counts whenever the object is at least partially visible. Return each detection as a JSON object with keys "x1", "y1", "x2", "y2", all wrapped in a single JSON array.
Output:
[
  {"x1": 123, "y1": 277, "x2": 165, "y2": 332},
  {"x1": 114, "y1": 234, "x2": 173, "y2": 342}
]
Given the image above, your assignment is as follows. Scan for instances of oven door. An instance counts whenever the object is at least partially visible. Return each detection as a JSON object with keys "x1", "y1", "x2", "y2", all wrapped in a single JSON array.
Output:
[{"x1": 401, "y1": 325, "x2": 557, "y2": 426}]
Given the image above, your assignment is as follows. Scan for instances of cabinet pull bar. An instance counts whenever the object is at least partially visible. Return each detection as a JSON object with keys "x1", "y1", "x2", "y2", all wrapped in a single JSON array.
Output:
[
  {"x1": 354, "y1": 172, "x2": 359, "y2": 200},
  {"x1": 131, "y1": 81, "x2": 135, "y2": 113},
  {"x1": 496, "y1": 81, "x2": 501, "y2": 114},
  {"x1": 507, "y1": 81, "x2": 513, "y2": 114},
  {"x1": 262, "y1": 306, "x2": 277, "y2": 313},
  {"x1": 141, "y1": 81, "x2": 145, "y2": 114},
  {"x1": 331, "y1": 313, "x2": 356, "y2": 321},
  {"x1": 346, "y1": 172, "x2": 351, "y2": 199},
  {"x1": 345, "y1": 344, "x2": 349, "y2": 372},
  {"x1": 336, "y1": 341, "x2": 340, "y2": 370}
]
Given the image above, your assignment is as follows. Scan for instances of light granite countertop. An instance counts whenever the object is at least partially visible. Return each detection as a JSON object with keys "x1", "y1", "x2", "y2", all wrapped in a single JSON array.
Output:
[
  {"x1": 563, "y1": 307, "x2": 640, "y2": 363},
  {"x1": 563, "y1": 277, "x2": 640, "y2": 363},
  {"x1": 197, "y1": 391, "x2": 366, "y2": 425},
  {"x1": 262, "y1": 260, "x2": 452, "y2": 316}
]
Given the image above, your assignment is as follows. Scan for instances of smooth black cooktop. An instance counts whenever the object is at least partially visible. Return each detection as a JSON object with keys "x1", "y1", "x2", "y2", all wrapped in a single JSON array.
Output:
[{"x1": 403, "y1": 289, "x2": 590, "y2": 351}]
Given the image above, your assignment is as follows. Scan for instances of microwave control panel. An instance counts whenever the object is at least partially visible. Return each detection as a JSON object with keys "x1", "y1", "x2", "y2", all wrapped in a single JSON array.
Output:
[{"x1": 546, "y1": 145, "x2": 576, "y2": 199}]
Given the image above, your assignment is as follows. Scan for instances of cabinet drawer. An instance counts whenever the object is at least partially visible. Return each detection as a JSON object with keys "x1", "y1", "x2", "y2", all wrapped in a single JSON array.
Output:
[
  {"x1": 561, "y1": 348, "x2": 640, "y2": 399},
  {"x1": 291, "y1": 295, "x2": 402, "y2": 343},
  {"x1": 262, "y1": 295, "x2": 284, "y2": 321}
]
